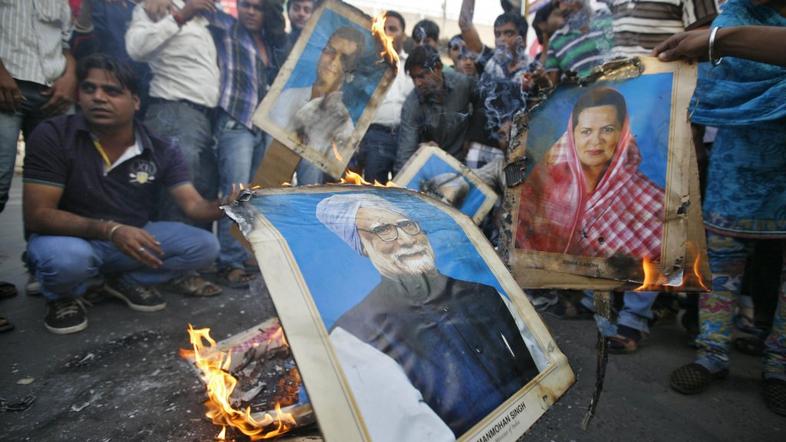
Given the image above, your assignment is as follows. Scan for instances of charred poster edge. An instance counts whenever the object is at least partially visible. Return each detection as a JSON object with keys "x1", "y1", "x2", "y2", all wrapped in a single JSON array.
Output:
[
  {"x1": 502, "y1": 57, "x2": 707, "y2": 290},
  {"x1": 252, "y1": 0, "x2": 396, "y2": 180},
  {"x1": 394, "y1": 144, "x2": 499, "y2": 225},
  {"x1": 228, "y1": 186, "x2": 575, "y2": 442}
]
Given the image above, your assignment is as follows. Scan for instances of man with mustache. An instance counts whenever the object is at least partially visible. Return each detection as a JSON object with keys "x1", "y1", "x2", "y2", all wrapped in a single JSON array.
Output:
[
  {"x1": 22, "y1": 55, "x2": 235, "y2": 334},
  {"x1": 316, "y1": 193, "x2": 541, "y2": 440}
]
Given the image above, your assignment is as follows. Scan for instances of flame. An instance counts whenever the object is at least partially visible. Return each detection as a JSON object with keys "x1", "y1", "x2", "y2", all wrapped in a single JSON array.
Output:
[
  {"x1": 181, "y1": 324, "x2": 297, "y2": 440},
  {"x1": 216, "y1": 426, "x2": 226, "y2": 440},
  {"x1": 337, "y1": 170, "x2": 399, "y2": 187},
  {"x1": 331, "y1": 142, "x2": 344, "y2": 162},
  {"x1": 686, "y1": 241, "x2": 710, "y2": 291},
  {"x1": 371, "y1": 12, "x2": 399, "y2": 67},
  {"x1": 635, "y1": 257, "x2": 667, "y2": 291}
]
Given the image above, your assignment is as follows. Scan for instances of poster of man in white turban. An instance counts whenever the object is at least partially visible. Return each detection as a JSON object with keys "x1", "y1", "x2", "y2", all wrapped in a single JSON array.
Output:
[
  {"x1": 253, "y1": 0, "x2": 396, "y2": 179},
  {"x1": 225, "y1": 187, "x2": 574, "y2": 442}
]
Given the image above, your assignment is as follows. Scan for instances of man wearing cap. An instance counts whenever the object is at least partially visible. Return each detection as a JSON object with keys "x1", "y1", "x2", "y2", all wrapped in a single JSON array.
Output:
[{"x1": 316, "y1": 193, "x2": 540, "y2": 439}]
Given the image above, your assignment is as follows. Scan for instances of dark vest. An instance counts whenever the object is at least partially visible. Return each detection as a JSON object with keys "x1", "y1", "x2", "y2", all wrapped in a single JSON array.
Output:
[{"x1": 333, "y1": 272, "x2": 538, "y2": 436}]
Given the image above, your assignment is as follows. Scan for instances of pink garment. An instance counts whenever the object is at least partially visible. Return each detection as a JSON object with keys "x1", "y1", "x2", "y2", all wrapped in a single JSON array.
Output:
[{"x1": 516, "y1": 118, "x2": 664, "y2": 259}]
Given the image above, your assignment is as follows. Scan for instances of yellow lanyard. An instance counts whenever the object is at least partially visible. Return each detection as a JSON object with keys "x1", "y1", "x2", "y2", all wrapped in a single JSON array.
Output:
[{"x1": 92, "y1": 138, "x2": 111, "y2": 168}]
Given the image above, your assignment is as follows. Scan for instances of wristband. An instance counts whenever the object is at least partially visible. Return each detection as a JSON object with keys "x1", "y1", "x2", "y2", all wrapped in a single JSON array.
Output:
[{"x1": 709, "y1": 26, "x2": 723, "y2": 66}]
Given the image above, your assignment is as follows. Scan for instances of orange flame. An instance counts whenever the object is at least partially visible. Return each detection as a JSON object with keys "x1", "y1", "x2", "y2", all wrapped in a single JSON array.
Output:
[
  {"x1": 635, "y1": 257, "x2": 667, "y2": 291},
  {"x1": 338, "y1": 170, "x2": 398, "y2": 187},
  {"x1": 181, "y1": 325, "x2": 297, "y2": 440},
  {"x1": 686, "y1": 241, "x2": 710, "y2": 291},
  {"x1": 371, "y1": 12, "x2": 399, "y2": 67},
  {"x1": 331, "y1": 142, "x2": 344, "y2": 162}
]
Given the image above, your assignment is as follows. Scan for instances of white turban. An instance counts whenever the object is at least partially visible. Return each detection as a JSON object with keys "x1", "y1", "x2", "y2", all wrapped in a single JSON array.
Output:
[{"x1": 316, "y1": 194, "x2": 406, "y2": 255}]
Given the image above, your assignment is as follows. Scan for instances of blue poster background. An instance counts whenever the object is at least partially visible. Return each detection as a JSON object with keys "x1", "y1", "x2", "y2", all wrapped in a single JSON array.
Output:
[{"x1": 254, "y1": 189, "x2": 507, "y2": 330}]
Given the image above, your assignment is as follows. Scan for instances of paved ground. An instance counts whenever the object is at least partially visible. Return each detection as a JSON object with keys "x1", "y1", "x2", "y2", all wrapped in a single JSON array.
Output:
[{"x1": 0, "y1": 174, "x2": 783, "y2": 441}]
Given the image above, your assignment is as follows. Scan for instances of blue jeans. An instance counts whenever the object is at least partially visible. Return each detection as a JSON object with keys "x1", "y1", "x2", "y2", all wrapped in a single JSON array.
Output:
[
  {"x1": 26, "y1": 221, "x2": 219, "y2": 301},
  {"x1": 296, "y1": 160, "x2": 326, "y2": 185},
  {"x1": 0, "y1": 81, "x2": 65, "y2": 212},
  {"x1": 214, "y1": 111, "x2": 267, "y2": 269},
  {"x1": 357, "y1": 124, "x2": 398, "y2": 184},
  {"x1": 582, "y1": 291, "x2": 658, "y2": 336},
  {"x1": 143, "y1": 101, "x2": 217, "y2": 227}
]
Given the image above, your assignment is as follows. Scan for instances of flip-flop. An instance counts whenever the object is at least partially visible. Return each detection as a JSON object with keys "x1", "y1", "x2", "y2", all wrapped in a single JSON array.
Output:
[
  {"x1": 0, "y1": 282, "x2": 17, "y2": 299},
  {"x1": 217, "y1": 268, "x2": 256, "y2": 289},
  {"x1": 164, "y1": 274, "x2": 223, "y2": 297}
]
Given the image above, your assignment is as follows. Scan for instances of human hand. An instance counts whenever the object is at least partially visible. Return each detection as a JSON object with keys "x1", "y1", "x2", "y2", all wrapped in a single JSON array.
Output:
[
  {"x1": 219, "y1": 183, "x2": 245, "y2": 207},
  {"x1": 111, "y1": 224, "x2": 165, "y2": 268},
  {"x1": 0, "y1": 65, "x2": 23, "y2": 113},
  {"x1": 653, "y1": 29, "x2": 710, "y2": 62},
  {"x1": 143, "y1": 0, "x2": 172, "y2": 22},
  {"x1": 40, "y1": 71, "x2": 76, "y2": 115},
  {"x1": 177, "y1": 0, "x2": 216, "y2": 22}
]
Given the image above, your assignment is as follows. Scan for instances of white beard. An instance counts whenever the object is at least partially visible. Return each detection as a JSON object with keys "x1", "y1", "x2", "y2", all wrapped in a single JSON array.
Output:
[{"x1": 365, "y1": 242, "x2": 437, "y2": 279}]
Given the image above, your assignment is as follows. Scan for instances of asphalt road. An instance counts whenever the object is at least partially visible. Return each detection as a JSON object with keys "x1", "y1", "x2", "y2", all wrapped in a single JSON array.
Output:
[{"x1": 0, "y1": 175, "x2": 783, "y2": 441}]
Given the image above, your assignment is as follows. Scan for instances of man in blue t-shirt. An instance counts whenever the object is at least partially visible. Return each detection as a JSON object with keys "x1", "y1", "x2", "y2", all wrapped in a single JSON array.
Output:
[{"x1": 23, "y1": 54, "x2": 235, "y2": 335}]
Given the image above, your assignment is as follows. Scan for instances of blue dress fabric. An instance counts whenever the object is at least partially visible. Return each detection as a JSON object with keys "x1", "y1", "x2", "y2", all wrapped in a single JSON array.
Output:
[{"x1": 690, "y1": 0, "x2": 786, "y2": 238}]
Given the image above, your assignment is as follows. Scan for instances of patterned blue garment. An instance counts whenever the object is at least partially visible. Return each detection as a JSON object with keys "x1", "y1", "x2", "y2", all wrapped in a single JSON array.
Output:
[
  {"x1": 690, "y1": 0, "x2": 786, "y2": 238},
  {"x1": 210, "y1": 11, "x2": 287, "y2": 130}
]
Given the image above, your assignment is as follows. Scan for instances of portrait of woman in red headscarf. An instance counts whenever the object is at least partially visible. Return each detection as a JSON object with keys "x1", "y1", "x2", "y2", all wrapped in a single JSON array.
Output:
[{"x1": 515, "y1": 87, "x2": 665, "y2": 260}]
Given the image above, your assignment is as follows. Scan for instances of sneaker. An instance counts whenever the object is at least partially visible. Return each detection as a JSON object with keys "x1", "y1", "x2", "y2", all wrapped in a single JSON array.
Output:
[
  {"x1": 670, "y1": 363, "x2": 728, "y2": 395},
  {"x1": 104, "y1": 279, "x2": 166, "y2": 312},
  {"x1": 45, "y1": 299, "x2": 88, "y2": 335}
]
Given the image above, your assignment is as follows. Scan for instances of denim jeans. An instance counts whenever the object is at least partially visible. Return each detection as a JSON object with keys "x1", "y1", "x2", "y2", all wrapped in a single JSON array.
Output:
[
  {"x1": 357, "y1": 124, "x2": 398, "y2": 184},
  {"x1": 214, "y1": 110, "x2": 267, "y2": 269},
  {"x1": 0, "y1": 81, "x2": 64, "y2": 212},
  {"x1": 26, "y1": 221, "x2": 219, "y2": 301},
  {"x1": 296, "y1": 160, "x2": 326, "y2": 185},
  {"x1": 143, "y1": 101, "x2": 217, "y2": 227},
  {"x1": 582, "y1": 290, "x2": 658, "y2": 336}
]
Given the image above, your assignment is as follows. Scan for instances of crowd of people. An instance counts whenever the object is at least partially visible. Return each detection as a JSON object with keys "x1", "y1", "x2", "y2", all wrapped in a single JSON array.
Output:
[{"x1": 0, "y1": 0, "x2": 784, "y2": 420}]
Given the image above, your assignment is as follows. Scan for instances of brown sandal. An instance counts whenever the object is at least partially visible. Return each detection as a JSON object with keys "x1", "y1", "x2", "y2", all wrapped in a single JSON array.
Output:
[
  {"x1": 0, "y1": 315, "x2": 14, "y2": 333},
  {"x1": 164, "y1": 273, "x2": 223, "y2": 297},
  {"x1": 217, "y1": 268, "x2": 256, "y2": 289}
]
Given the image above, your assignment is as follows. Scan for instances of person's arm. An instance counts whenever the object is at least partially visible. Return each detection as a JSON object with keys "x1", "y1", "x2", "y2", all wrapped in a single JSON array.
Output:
[
  {"x1": 169, "y1": 183, "x2": 242, "y2": 222},
  {"x1": 394, "y1": 94, "x2": 421, "y2": 173},
  {"x1": 125, "y1": 0, "x2": 216, "y2": 62},
  {"x1": 458, "y1": 0, "x2": 485, "y2": 54},
  {"x1": 0, "y1": 60, "x2": 23, "y2": 113},
  {"x1": 654, "y1": 26, "x2": 786, "y2": 67},
  {"x1": 40, "y1": 50, "x2": 77, "y2": 115},
  {"x1": 23, "y1": 183, "x2": 165, "y2": 268}
]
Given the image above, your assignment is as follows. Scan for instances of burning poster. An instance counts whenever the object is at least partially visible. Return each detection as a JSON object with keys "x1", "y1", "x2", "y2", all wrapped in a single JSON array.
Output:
[
  {"x1": 253, "y1": 0, "x2": 396, "y2": 179},
  {"x1": 503, "y1": 58, "x2": 708, "y2": 289},
  {"x1": 394, "y1": 144, "x2": 498, "y2": 225},
  {"x1": 225, "y1": 186, "x2": 574, "y2": 442}
]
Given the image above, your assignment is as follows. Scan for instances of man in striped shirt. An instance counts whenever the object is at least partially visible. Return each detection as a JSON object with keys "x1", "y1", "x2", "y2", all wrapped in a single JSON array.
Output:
[
  {"x1": 603, "y1": 0, "x2": 719, "y2": 56},
  {"x1": 0, "y1": 0, "x2": 76, "y2": 214}
]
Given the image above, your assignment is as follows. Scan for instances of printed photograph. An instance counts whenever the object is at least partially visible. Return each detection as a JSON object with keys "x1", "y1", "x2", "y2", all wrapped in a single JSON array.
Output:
[
  {"x1": 254, "y1": 1, "x2": 395, "y2": 178},
  {"x1": 394, "y1": 145, "x2": 498, "y2": 224},
  {"x1": 231, "y1": 187, "x2": 573, "y2": 442}
]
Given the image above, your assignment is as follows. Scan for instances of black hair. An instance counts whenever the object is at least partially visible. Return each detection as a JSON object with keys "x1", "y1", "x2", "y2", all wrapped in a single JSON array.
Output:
[
  {"x1": 286, "y1": 0, "x2": 316, "y2": 9},
  {"x1": 494, "y1": 12, "x2": 528, "y2": 39},
  {"x1": 258, "y1": 0, "x2": 287, "y2": 49},
  {"x1": 384, "y1": 10, "x2": 406, "y2": 33},
  {"x1": 571, "y1": 87, "x2": 627, "y2": 128},
  {"x1": 411, "y1": 19, "x2": 439, "y2": 44},
  {"x1": 533, "y1": 2, "x2": 557, "y2": 44},
  {"x1": 329, "y1": 26, "x2": 365, "y2": 71},
  {"x1": 404, "y1": 45, "x2": 442, "y2": 73},
  {"x1": 76, "y1": 54, "x2": 139, "y2": 95},
  {"x1": 448, "y1": 34, "x2": 465, "y2": 49}
]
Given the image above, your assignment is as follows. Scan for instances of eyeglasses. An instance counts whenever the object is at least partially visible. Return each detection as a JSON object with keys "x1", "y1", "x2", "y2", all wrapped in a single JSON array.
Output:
[
  {"x1": 238, "y1": 1, "x2": 264, "y2": 12},
  {"x1": 359, "y1": 220, "x2": 422, "y2": 242}
]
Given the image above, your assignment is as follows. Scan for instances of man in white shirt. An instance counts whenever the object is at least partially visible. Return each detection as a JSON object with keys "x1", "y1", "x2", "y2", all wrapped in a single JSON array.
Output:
[
  {"x1": 354, "y1": 10, "x2": 413, "y2": 184},
  {"x1": 125, "y1": 0, "x2": 220, "y2": 226}
]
